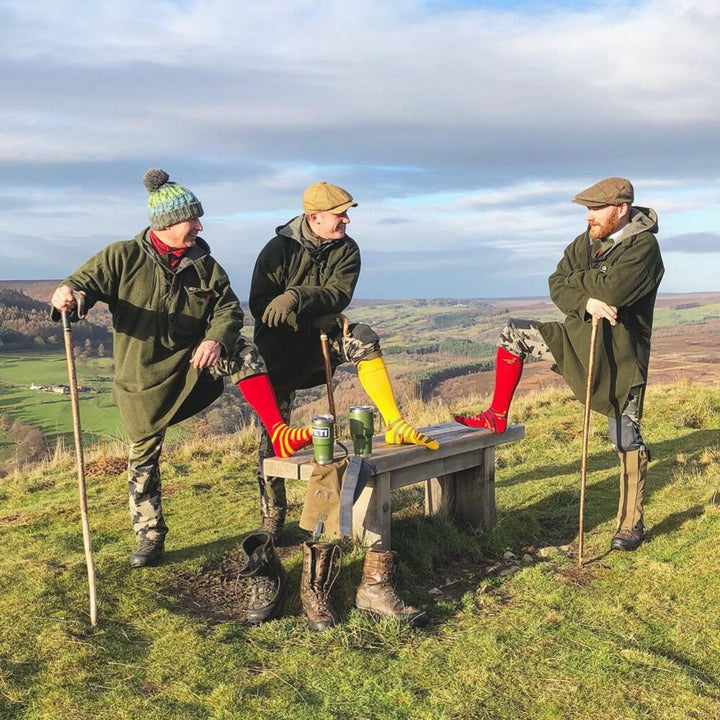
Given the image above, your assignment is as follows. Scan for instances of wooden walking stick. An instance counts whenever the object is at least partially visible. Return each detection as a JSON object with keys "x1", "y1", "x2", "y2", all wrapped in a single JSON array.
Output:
[
  {"x1": 578, "y1": 316, "x2": 601, "y2": 567},
  {"x1": 319, "y1": 315, "x2": 351, "y2": 421},
  {"x1": 61, "y1": 310, "x2": 98, "y2": 626},
  {"x1": 319, "y1": 330, "x2": 337, "y2": 421}
]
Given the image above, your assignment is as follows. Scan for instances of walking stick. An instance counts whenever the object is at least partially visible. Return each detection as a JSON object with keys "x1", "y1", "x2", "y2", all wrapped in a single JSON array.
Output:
[
  {"x1": 319, "y1": 315, "x2": 350, "y2": 421},
  {"x1": 319, "y1": 331, "x2": 337, "y2": 421},
  {"x1": 578, "y1": 316, "x2": 601, "y2": 567},
  {"x1": 61, "y1": 310, "x2": 98, "y2": 626}
]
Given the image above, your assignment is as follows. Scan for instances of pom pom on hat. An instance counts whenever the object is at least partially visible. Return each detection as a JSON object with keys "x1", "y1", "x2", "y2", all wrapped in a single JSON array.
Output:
[
  {"x1": 143, "y1": 168, "x2": 204, "y2": 230},
  {"x1": 143, "y1": 169, "x2": 170, "y2": 194}
]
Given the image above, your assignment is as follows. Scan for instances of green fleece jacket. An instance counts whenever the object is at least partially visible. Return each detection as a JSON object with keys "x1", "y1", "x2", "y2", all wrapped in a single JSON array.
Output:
[
  {"x1": 249, "y1": 215, "x2": 360, "y2": 393},
  {"x1": 539, "y1": 207, "x2": 664, "y2": 417},
  {"x1": 61, "y1": 229, "x2": 244, "y2": 441}
]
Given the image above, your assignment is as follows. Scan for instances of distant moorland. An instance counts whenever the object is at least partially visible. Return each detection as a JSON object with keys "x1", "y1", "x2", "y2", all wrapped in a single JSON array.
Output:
[{"x1": 1, "y1": 280, "x2": 719, "y2": 472}]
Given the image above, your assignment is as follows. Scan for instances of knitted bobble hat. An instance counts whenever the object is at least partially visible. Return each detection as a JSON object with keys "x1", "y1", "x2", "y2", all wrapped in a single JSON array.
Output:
[{"x1": 143, "y1": 168, "x2": 204, "y2": 230}]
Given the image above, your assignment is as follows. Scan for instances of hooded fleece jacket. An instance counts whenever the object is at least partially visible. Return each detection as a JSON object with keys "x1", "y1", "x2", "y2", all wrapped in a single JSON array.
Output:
[
  {"x1": 539, "y1": 206, "x2": 664, "y2": 417},
  {"x1": 59, "y1": 229, "x2": 245, "y2": 441}
]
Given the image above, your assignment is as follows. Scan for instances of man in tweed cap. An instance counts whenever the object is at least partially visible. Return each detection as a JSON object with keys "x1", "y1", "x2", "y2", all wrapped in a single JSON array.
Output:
[
  {"x1": 51, "y1": 169, "x2": 311, "y2": 568},
  {"x1": 456, "y1": 178, "x2": 665, "y2": 552}
]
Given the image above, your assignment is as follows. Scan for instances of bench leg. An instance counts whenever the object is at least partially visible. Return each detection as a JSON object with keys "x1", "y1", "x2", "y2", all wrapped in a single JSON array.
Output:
[
  {"x1": 425, "y1": 448, "x2": 496, "y2": 530},
  {"x1": 353, "y1": 471, "x2": 392, "y2": 551}
]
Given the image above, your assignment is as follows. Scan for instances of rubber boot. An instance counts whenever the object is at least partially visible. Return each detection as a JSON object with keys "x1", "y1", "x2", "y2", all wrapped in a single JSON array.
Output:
[
  {"x1": 300, "y1": 542, "x2": 341, "y2": 631},
  {"x1": 238, "y1": 531, "x2": 286, "y2": 623},
  {"x1": 611, "y1": 448, "x2": 648, "y2": 551},
  {"x1": 454, "y1": 346, "x2": 524, "y2": 433},
  {"x1": 355, "y1": 550, "x2": 428, "y2": 627}
]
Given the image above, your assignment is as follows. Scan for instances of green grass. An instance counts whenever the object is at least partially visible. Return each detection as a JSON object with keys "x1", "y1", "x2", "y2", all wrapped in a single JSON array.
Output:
[{"x1": 1, "y1": 382, "x2": 719, "y2": 718}]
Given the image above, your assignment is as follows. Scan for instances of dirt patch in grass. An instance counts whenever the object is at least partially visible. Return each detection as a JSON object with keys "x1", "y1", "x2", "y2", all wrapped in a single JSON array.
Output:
[
  {"x1": 175, "y1": 548, "x2": 253, "y2": 623},
  {"x1": 86, "y1": 456, "x2": 127, "y2": 477}
]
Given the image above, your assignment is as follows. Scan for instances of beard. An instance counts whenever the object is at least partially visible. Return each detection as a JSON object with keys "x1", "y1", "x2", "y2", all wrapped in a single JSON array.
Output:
[{"x1": 588, "y1": 208, "x2": 621, "y2": 239}]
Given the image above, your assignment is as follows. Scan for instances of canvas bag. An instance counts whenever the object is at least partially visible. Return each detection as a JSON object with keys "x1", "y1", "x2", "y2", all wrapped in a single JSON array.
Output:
[{"x1": 300, "y1": 457, "x2": 372, "y2": 538}]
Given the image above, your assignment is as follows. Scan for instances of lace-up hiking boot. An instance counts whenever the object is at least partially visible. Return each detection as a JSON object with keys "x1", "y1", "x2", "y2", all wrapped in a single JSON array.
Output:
[
  {"x1": 355, "y1": 550, "x2": 427, "y2": 627},
  {"x1": 129, "y1": 537, "x2": 165, "y2": 568},
  {"x1": 238, "y1": 531, "x2": 286, "y2": 624},
  {"x1": 300, "y1": 542, "x2": 341, "y2": 631},
  {"x1": 611, "y1": 522, "x2": 645, "y2": 552},
  {"x1": 259, "y1": 506, "x2": 286, "y2": 545}
]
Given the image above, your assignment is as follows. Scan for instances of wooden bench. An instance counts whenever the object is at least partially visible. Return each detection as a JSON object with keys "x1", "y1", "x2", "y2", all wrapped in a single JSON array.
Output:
[{"x1": 264, "y1": 422, "x2": 525, "y2": 551}]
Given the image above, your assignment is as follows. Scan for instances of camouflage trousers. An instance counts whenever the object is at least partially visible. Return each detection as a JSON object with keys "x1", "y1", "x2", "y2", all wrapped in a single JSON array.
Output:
[
  {"x1": 128, "y1": 430, "x2": 168, "y2": 542},
  {"x1": 126, "y1": 338, "x2": 268, "y2": 541},
  {"x1": 500, "y1": 318, "x2": 645, "y2": 452},
  {"x1": 213, "y1": 336, "x2": 268, "y2": 383},
  {"x1": 255, "y1": 322, "x2": 381, "y2": 516}
]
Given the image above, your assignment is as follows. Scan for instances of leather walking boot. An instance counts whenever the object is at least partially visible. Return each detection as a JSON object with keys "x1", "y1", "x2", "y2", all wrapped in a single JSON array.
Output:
[
  {"x1": 259, "y1": 505, "x2": 287, "y2": 545},
  {"x1": 611, "y1": 448, "x2": 648, "y2": 552},
  {"x1": 355, "y1": 550, "x2": 427, "y2": 627},
  {"x1": 238, "y1": 531, "x2": 286, "y2": 623},
  {"x1": 129, "y1": 536, "x2": 165, "y2": 568},
  {"x1": 300, "y1": 542, "x2": 341, "y2": 631},
  {"x1": 258, "y1": 476, "x2": 287, "y2": 544}
]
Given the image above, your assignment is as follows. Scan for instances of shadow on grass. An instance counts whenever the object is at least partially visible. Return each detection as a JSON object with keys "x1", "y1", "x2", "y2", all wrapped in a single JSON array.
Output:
[{"x1": 501, "y1": 429, "x2": 719, "y2": 546}]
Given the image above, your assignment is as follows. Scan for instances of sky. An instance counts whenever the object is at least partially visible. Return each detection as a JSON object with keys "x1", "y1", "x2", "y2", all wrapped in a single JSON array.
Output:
[{"x1": 1, "y1": 0, "x2": 719, "y2": 299}]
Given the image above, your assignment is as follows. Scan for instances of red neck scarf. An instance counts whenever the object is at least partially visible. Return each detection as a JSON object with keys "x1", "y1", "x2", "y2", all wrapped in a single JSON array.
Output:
[{"x1": 149, "y1": 230, "x2": 188, "y2": 270}]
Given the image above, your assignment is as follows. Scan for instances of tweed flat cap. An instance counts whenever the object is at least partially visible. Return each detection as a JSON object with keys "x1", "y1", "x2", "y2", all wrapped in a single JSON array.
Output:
[
  {"x1": 572, "y1": 177, "x2": 634, "y2": 208},
  {"x1": 302, "y1": 181, "x2": 357, "y2": 214}
]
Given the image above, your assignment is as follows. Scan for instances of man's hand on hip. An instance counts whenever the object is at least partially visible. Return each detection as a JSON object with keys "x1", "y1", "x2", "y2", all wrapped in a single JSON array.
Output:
[
  {"x1": 585, "y1": 298, "x2": 618, "y2": 325},
  {"x1": 191, "y1": 340, "x2": 222, "y2": 369}
]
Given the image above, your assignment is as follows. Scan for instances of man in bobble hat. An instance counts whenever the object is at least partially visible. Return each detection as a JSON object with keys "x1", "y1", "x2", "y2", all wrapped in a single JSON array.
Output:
[
  {"x1": 248, "y1": 181, "x2": 436, "y2": 629},
  {"x1": 455, "y1": 178, "x2": 664, "y2": 552},
  {"x1": 51, "y1": 169, "x2": 312, "y2": 568}
]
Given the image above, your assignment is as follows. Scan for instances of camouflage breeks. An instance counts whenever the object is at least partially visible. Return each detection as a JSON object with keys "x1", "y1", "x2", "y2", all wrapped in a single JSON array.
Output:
[
  {"x1": 500, "y1": 318, "x2": 646, "y2": 452},
  {"x1": 330, "y1": 322, "x2": 382, "y2": 366},
  {"x1": 128, "y1": 430, "x2": 168, "y2": 542},
  {"x1": 498, "y1": 318, "x2": 554, "y2": 363},
  {"x1": 213, "y1": 336, "x2": 268, "y2": 384},
  {"x1": 256, "y1": 390, "x2": 295, "y2": 516}
]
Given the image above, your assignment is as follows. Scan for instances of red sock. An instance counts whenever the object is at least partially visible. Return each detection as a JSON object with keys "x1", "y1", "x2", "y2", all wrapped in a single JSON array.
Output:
[
  {"x1": 237, "y1": 374, "x2": 311, "y2": 457},
  {"x1": 455, "y1": 347, "x2": 523, "y2": 434}
]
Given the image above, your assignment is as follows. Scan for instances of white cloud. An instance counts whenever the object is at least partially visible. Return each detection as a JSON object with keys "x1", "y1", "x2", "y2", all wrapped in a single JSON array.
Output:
[{"x1": 1, "y1": 0, "x2": 719, "y2": 295}]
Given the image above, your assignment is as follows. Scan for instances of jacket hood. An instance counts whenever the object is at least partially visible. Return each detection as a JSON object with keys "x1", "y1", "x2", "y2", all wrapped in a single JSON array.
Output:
[{"x1": 625, "y1": 206, "x2": 658, "y2": 237}]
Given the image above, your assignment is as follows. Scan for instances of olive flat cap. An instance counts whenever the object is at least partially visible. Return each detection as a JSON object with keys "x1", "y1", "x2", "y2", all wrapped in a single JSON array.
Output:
[
  {"x1": 572, "y1": 177, "x2": 634, "y2": 207},
  {"x1": 302, "y1": 181, "x2": 357, "y2": 214}
]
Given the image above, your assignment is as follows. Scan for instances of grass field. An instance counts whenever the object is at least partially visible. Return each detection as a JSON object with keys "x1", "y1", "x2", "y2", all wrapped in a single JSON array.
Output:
[
  {"x1": 0, "y1": 381, "x2": 719, "y2": 719},
  {"x1": 0, "y1": 351, "x2": 121, "y2": 464}
]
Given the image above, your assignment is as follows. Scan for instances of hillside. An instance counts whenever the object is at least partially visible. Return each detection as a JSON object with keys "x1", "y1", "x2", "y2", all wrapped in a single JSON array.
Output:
[
  {"x1": 1, "y1": 284, "x2": 719, "y2": 473},
  {"x1": 0, "y1": 382, "x2": 718, "y2": 718}
]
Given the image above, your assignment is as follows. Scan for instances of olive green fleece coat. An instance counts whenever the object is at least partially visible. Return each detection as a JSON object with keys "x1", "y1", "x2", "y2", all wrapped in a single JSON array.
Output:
[
  {"x1": 61, "y1": 229, "x2": 244, "y2": 441},
  {"x1": 249, "y1": 215, "x2": 360, "y2": 394},
  {"x1": 539, "y1": 207, "x2": 664, "y2": 417}
]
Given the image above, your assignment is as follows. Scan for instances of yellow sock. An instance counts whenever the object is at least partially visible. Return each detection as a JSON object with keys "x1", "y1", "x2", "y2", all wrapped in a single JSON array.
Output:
[
  {"x1": 384, "y1": 418, "x2": 439, "y2": 451},
  {"x1": 357, "y1": 357, "x2": 439, "y2": 451}
]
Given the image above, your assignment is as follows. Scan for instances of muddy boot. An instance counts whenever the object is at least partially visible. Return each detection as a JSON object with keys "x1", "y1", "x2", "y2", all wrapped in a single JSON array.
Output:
[
  {"x1": 129, "y1": 536, "x2": 165, "y2": 568},
  {"x1": 300, "y1": 542, "x2": 341, "y2": 631},
  {"x1": 259, "y1": 499, "x2": 287, "y2": 545},
  {"x1": 238, "y1": 531, "x2": 286, "y2": 624},
  {"x1": 257, "y1": 474, "x2": 288, "y2": 543},
  {"x1": 611, "y1": 448, "x2": 648, "y2": 552},
  {"x1": 355, "y1": 550, "x2": 427, "y2": 627}
]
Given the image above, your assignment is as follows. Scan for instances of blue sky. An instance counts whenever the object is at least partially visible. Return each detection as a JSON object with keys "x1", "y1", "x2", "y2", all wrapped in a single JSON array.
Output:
[{"x1": 1, "y1": 0, "x2": 718, "y2": 299}]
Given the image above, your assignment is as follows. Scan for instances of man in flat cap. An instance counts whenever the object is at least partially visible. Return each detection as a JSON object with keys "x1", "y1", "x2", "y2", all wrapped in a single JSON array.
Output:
[
  {"x1": 455, "y1": 177, "x2": 664, "y2": 552},
  {"x1": 248, "y1": 181, "x2": 436, "y2": 628},
  {"x1": 51, "y1": 169, "x2": 311, "y2": 568}
]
